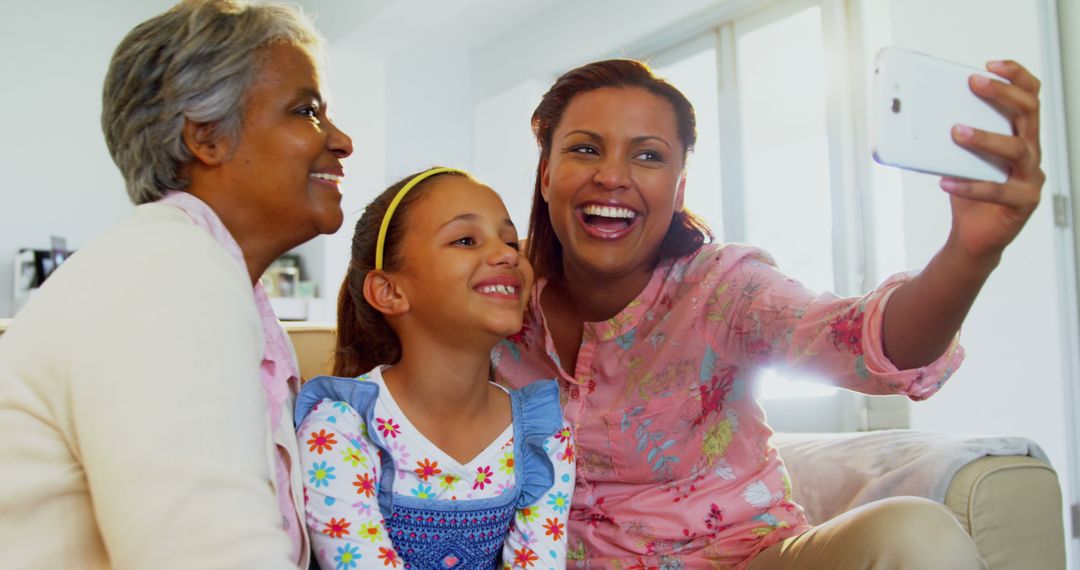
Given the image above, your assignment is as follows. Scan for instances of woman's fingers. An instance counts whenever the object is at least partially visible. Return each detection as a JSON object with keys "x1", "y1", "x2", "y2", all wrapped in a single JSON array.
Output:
[
  {"x1": 970, "y1": 61, "x2": 1041, "y2": 143},
  {"x1": 970, "y1": 75, "x2": 1040, "y2": 117},
  {"x1": 986, "y1": 59, "x2": 1041, "y2": 96},
  {"x1": 955, "y1": 60, "x2": 1044, "y2": 196},
  {"x1": 943, "y1": 120, "x2": 1043, "y2": 209},
  {"x1": 938, "y1": 60, "x2": 1045, "y2": 256},
  {"x1": 952, "y1": 125, "x2": 1033, "y2": 166},
  {"x1": 940, "y1": 176, "x2": 1042, "y2": 210}
]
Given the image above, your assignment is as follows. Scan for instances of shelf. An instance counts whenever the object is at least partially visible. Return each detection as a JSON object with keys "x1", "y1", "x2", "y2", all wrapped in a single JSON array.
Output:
[{"x1": 269, "y1": 297, "x2": 313, "y2": 321}]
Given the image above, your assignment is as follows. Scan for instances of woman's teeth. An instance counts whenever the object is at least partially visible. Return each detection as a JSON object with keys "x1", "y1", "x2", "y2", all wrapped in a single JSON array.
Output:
[
  {"x1": 310, "y1": 172, "x2": 342, "y2": 183},
  {"x1": 581, "y1": 204, "x2": 636, "y2": 219},
  {"x1": 478, "y1": 284, "x2": 517, "y2": 296}
]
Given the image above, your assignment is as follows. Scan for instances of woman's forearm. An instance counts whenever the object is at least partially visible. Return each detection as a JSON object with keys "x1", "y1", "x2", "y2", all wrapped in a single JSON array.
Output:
[{"x1": 881, "y1": 233, "x2": 1000, "y2": 369}]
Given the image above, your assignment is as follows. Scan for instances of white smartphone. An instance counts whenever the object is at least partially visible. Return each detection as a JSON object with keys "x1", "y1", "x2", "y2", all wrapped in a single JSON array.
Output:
[{"x1": 871, "y1": 47, "x2": 1012, "y2": 183}]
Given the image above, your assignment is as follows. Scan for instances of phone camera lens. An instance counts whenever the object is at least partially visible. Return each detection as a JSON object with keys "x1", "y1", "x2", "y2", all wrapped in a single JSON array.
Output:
[{"x1": 891, "y1": 98, "x2": 901, "y2": 114}]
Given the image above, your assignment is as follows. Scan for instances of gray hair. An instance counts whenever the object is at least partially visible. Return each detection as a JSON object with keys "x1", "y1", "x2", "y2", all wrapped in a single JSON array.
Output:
[{"x1": 102, "y1": 0, "x2": 324, "y2": 204}]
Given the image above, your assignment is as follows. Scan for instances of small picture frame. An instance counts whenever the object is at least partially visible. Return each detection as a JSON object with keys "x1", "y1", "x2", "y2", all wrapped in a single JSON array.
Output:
[
  {"x1": 50, "y1": 235, "x2": 71, "y2": 272},
  {"x1": 272, "y1": 253, "x2": 301, "y2": 272},
  {"x1": 15, "y1": 249, "x2": 39, "y2": 293},
  {"x1": 260, "y1": 253, "x2": 305, "y2": 297},
  {"x1": 266, "y1": 266, "x2": 299, "y2": 297},
  {"x1": 28, "y1": 249, "x2": 56, "y2": 285}
]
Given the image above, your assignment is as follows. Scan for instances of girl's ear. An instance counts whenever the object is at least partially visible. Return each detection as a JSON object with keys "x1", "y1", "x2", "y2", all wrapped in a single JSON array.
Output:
[
  {"x1": 363, "y1": 271, "x2": 410, "y2": 316},
  {"x1": 182, "y1": 119, "x2": 231, "y2": 166}
]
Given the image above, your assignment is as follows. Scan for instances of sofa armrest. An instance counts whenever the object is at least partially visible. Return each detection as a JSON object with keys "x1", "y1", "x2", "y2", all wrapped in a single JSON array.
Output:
[
  {"x1": 773, "y1": 430, "x2": 1066, "y2": 570},
  {"x1": 945, "y1": 455, "x2": 1064, "y2": 570}
]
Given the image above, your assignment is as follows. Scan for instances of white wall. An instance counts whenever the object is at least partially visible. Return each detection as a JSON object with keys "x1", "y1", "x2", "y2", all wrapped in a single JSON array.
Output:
[
  {"x1": 471, "y1": 79, "x2": 548, "y2": 230},
  {"x1": 0, "y1": 0, "x2": 176, "y2": 318},
  {"x1": 300, "y1": 47, "x2": 388, "y2": 323},
  {"x1": 0, "y1": 2, "x2": 386, "y2": 324},
  {"x1": 469, "y1": 0, "x2": 742, "y2": 104},
  {"x1": 881, "y1": 0, "x2": 1077, "y2": 558},
  {"x1": 384, "y1": 44, "x2": 474, "y2": 180}
]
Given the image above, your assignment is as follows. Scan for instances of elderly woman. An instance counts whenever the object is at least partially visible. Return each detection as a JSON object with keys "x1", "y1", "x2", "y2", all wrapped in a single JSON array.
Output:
[{"x1": 0, "y1": 1, "x2": 351, "y2": 567}]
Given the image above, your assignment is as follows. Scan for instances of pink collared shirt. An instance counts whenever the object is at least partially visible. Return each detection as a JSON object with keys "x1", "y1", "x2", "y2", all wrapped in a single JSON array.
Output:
[
  {"x1": 160, "y1": 191, "x2": 303, "y2": 563},
  {"x1": 493, "y1": 242, "x2": 963, "y2": 569}
]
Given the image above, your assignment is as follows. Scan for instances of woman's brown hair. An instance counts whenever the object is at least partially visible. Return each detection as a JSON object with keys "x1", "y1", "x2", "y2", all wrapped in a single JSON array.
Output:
[
  {"x1": 526, "y1": 58, "x2": 714, "y2": 282},
  {"x1": 333, "y1": 168, "x2": 468, "y2": 377}
]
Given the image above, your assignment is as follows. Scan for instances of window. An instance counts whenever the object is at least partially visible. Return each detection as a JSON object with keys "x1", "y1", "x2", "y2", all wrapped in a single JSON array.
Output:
[
  {"x1": 737, "y1": 5, "x2": 834, "y2": 293},
  {"x1": 649, "y1": 36, "x2": 724, "y2": 235},
  {"x1": 650, "y1": 0, "x2": 882, "y2": 432}
]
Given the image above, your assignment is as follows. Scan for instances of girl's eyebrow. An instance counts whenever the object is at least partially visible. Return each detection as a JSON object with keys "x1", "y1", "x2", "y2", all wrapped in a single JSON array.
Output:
[
  {"x1": 438, "y1": 213, "x2": 479, "y2": 231},
  {"x1": 438, "y1": 213, "x2": 517, "y2": 231}
]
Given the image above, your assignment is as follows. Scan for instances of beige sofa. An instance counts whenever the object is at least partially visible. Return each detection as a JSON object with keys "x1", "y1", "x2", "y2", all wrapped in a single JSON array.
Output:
[{"x1": 0, "y1": 319, "x2": 1066, "y2": 568}]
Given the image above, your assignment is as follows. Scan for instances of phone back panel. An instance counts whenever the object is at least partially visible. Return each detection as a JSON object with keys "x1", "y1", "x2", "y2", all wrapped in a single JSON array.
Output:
[{"x1": 871, "y1": 47, "x2": 1011, "y2": 183}]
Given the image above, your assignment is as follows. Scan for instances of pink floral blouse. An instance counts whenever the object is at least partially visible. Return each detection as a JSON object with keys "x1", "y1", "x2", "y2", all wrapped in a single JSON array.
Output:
[{"x1": 492, "y1": 243, "x2": 964, "y2": 569}]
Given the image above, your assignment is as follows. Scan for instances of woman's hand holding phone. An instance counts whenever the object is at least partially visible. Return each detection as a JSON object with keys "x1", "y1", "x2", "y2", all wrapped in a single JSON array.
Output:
[
  {"x1": 877, "y1": 59, "x2": 1045, "y2": 370},
  {"x1": 942, "y1": 60, "x2": 1044, "y2": 264}
]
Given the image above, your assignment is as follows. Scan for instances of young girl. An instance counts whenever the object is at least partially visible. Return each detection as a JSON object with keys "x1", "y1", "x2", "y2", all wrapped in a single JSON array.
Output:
[{"x1": 295, "y1": 167, "x2": 575, "y2": 570}]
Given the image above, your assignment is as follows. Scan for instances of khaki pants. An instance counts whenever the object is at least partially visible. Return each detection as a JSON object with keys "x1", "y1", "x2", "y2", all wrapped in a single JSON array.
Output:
[{"x1": 748, "y1": 497, "x2": 986, "y2": 569}]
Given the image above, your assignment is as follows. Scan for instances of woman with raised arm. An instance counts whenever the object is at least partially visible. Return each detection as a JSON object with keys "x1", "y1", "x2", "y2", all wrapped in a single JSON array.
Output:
[{"x1": 492, "y1": 58, "x2": 1043, "y2": 569}]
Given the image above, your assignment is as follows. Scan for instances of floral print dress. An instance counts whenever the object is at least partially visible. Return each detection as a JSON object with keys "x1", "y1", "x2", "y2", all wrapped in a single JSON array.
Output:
[
  {"x1": 492, "y1": 243, "x2": 963, "y2": 569},
  {"x1": 296, "y1": 367, "x2": 576, "y2": 569}
]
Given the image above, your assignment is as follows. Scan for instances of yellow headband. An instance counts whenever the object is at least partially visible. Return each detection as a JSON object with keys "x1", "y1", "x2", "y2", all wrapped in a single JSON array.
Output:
[{"x1": 375, "y1": 167, "x2": 464, "y2": 270}]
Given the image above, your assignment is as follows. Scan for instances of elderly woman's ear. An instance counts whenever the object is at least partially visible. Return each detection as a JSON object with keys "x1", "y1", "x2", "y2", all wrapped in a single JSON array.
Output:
[{"x1": 182, "y1": 120, "x2": 229, "y2": 166}]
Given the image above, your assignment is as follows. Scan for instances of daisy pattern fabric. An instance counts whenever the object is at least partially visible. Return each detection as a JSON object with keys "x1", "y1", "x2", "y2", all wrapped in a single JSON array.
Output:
[
  {"x1": 296, "y1": 368, "x2": 575, "y2": 569},
  {"x1": 492, "y1": 243, "x2": 963, "y2": 569}
]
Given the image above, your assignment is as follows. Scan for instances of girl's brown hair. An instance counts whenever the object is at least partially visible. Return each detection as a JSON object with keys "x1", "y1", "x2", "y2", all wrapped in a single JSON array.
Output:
[
  {"x1": 526, "y1": 58, "x2": 714, "y2": 281},
  {"x1": 333, "y1": 168, "x2": 468, "y2": 377}
]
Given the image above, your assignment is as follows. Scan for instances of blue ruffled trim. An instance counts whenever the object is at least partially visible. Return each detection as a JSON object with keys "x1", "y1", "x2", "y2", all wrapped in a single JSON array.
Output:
[
  {"x1": 294, "y1": 374, "x2": 396, "y2": 518},
  {"x1": 511, "y1": 379, "x2": 563, "y2": 508},
  {"x1": 294, "y1": 375, "x2": 377, "y2": 428}
]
